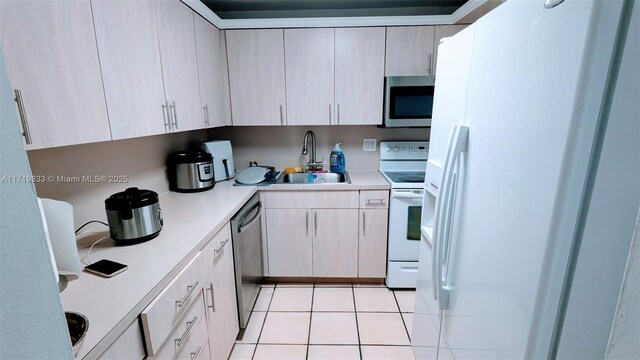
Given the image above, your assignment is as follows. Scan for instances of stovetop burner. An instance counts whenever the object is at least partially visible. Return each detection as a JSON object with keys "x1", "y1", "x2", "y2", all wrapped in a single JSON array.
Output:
[{"x1": 383, "y1": 171, "x2": 426, "y2": 184}]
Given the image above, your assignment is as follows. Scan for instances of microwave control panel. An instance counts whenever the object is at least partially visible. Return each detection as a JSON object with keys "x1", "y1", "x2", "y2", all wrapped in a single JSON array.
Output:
[{"x1": 380, "y1": 141, "x2": 429, "y2": 160}]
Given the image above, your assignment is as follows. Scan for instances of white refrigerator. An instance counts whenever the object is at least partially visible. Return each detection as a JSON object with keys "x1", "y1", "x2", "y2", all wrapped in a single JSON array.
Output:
[{"x1": 413, "y1": 0, "x2": 638, "y2": 359}]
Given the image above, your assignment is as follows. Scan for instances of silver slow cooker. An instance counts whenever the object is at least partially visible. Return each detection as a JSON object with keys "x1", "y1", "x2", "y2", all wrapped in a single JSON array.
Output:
[
  {"x1": 105, "y1": 187, "x2": 163, "y2": 244},
  {"x1": 167, "y1": 150, "x2": 215, "y2": 193}
]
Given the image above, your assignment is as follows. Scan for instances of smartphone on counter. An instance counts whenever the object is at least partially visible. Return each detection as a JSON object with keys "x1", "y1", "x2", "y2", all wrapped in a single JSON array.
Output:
[{"x1": 83, "y1": 259, "x2": 128, "y2": 278}]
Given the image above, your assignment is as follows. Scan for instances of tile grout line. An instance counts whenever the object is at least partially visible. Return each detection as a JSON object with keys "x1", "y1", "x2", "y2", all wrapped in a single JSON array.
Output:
[
  {"x1": 392, "y1": 290, "x2": 412, "y2": 343},
  {"x1": 250, "y1": 283, "x2": 278, "y2": 360},
  {"x1": 351, "y1": 284, "x2": 363, "y2": 360},
  {"x1": 306, "y1": 283, "x2": 315, "y2": 360}
]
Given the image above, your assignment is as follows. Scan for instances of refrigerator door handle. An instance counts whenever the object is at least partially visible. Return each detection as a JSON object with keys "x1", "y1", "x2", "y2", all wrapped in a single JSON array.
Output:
[{"x1": 432, "y1": 125, "x2": 469, "y2": 309}]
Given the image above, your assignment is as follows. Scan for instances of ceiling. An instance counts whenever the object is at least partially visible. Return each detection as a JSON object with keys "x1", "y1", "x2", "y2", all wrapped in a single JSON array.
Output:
[{"x1": 202, "y1": 0, "x2": 469, "y2": 20}]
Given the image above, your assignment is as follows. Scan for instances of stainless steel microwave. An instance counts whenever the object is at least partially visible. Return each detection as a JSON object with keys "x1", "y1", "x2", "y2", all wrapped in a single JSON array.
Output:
[{"x1": 383, "y1": 75, "x2": 435, "y2": 128}]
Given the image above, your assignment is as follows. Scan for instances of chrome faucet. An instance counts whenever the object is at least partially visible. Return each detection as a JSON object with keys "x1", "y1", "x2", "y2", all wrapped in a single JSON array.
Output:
[{"x1": 302, "y1": 130, "x2": 322, "y2": 171}]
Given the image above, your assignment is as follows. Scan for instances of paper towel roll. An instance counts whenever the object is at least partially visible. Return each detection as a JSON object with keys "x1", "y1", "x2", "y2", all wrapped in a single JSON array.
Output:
[{"x1": 40, "y1": 198, "x2": 82, "y2": 280}]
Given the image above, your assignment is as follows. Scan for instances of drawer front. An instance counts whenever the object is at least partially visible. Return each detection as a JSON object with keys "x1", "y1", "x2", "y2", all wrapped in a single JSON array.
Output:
[
  {"x1": 263, "y1": 191, "x2": 359, "y2": 209},
  {"x1": 203, "y1": 223, "x2": 232, "y2": 262},
  {"x1": 100, "y1": 320, "x2": 145, "y2": 360},
  {"x1": 359, "y1": 190, "x2": 390, "y2": 208},
  {"x1": 153, "y1": 295, "x2": 207, "y2": 360},
  {"x1": 141, "y1": 252, "x2": 206, "y2": 355}
]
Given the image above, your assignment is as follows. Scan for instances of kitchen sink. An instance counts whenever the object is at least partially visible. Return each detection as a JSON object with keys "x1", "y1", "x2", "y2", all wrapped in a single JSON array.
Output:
[{"x1": 276, "y1": 171, "x2": 351, "y2": 184}]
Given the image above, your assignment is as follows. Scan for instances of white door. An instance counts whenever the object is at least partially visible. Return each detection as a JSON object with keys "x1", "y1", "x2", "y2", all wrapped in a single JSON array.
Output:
[
  {"x1": 92, "y1": 0, "x2": 167, "y2": 139},
  {"x1": 432, "y1": 25, "x2": 467, "y2": 76},
  {"x1": 0, "y1": 1, "x2": 111, "y2": 149},
  {"x1": 429, "y1": 1, "x2": 623, "y2": 358},
  {"x1": 156, "y1": 1, "x2": 202, "y2": 132},
  {"x1": 334, "y1": 27, "x2": 386, "y2": 125},
  {"x1": 284, "y1": 28, "x2": 335, "y2": 125},
  {"x1": 226, "y1": 29, "x2": 287, "y2": 126}
]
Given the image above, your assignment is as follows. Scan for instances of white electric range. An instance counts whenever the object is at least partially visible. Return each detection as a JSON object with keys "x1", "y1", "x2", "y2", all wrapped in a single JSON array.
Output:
[{"x1": 379, "y1": 141, "x2": 429, "y2": 288}]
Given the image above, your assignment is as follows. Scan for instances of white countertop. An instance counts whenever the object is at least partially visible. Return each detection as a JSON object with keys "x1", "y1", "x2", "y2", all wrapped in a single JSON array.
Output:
[
  {"x1": 60, "y1": 181, "x2": 256, "y2": 359},
  {"x1": 61, "y1": 170, "x2": 389, "y2": 359}
]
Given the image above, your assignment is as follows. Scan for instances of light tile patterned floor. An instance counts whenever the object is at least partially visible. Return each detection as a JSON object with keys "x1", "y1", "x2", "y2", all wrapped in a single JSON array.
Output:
[{"x1": 229, "y1": 283, "x2": 416, "y2": 360}]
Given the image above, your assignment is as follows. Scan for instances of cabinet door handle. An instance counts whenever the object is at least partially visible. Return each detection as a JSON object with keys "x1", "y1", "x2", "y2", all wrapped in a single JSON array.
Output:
[
  {"x1": 14, "y1": 89, "x2": 32, "y2": 144},
  {"x1": 170, "y1": 101, "x2": 178, "y2": 129},
  {"x1": 175, "y1": 281, "x2": 199, "y2": 308},
  {"x1": 214, "y1": 239, "x2": 229, "y2": 254},
  {"x1": 279, "y1": 104, "x2": 284, "y2": 125},
  {"x1": 314, "y1": 212, "x2": 318, "y2": 237},
  {"x1": 203, "y1": 105, "x2": 209, "y2": 127},
  {"x1": 207, "y1": 283, "x2": 215, "y2": 312},
  {"x1": 162, "y1": 101, "x2": 170, "y2": 132},
  {"x1": 428, "y1": 54, "x2": 433, "y2": 75},
  {"x1": 174, "y1": 316, "x2": 198, "y2": 347},
  {"x1": 337, "y1": 104, "x2": 340, "y2": 125},
  {"x1": 329, "y1": 104, "x2": 332, "y2": 125},
  {"x1": 190, "y1": 346, "x2": 203, "y2": 360},
  {"x1": 362, "y1": 212, "x2": 366, "y2": 237},
  {"x1": 306, "y1": 212, "x2": 309, "y2": 236}
]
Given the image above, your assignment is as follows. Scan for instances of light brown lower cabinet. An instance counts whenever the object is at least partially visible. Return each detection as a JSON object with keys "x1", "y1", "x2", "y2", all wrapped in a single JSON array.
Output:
[
  {"x1": 263, "y1": 190, "x2": 389, "y2": 279},
  {"x1": 136, "y1": 223, "x2": 238, "y2": 360},
  {"x1": 358, "y1": 209, "x2": 389, "y2": 277},
  {"x1": 203, "y1": 224, "x2": 239, "y2": 360}
]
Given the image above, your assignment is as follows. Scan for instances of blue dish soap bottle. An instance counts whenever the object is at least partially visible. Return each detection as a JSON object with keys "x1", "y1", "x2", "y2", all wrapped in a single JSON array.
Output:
[{"x1": 330, "y1": 143, "x2": 346, "y2": 174}]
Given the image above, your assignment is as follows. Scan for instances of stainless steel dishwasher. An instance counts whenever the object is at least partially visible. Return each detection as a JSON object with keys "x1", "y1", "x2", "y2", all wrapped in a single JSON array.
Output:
[{"x1": 230, "y1": 193, "x2": 264, "y2": 329}]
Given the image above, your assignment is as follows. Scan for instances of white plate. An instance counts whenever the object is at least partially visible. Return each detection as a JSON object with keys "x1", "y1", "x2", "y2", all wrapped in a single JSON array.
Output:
[{"x1": 236, "y1": 167, "x2": 269, "y2": 184}]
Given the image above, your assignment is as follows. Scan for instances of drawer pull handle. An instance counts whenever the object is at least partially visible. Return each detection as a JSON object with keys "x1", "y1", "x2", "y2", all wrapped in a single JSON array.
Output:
[
  {"x1": 191, "y1": 346, "x2": 203, "y2": 360},
  {"x1": 214, "y1": 239, "x2": 229, "y2": 254},
  {"x1": 174, "y1": 316, "x2": 198, "y2": 348},
  {"x1": 366, "y1": 199, "x2": 385, "y2": 206},
  {"x1": 176, "y1": 281, "x2": 199, "y2": 308}
]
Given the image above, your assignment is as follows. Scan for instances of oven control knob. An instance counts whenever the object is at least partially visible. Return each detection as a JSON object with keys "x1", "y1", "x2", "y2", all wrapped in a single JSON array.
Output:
[
  {"x1": 385, "y1": 146, "x2": 391, "y2": 153},
  {"x1": 393, "y1": 146, "x2": 399, "y2": 152}
]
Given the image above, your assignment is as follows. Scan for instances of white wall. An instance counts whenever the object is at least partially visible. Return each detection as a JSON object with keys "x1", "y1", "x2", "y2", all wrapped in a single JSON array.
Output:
[
  {"x1": 208, "y1": 125, "x2": 429, "y2": 171},
  {"x1": 28, "y1": 130, "x2": 206, "y2": 227},
  {"x1": 0, "y1": 52, "x2": 73, "y2": 358},
  {"x1": 557, "y1": 1, "x2": 640, "y2": 358}
]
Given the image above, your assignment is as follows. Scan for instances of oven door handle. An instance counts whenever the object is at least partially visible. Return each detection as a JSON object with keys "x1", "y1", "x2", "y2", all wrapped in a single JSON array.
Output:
[{"x1": 391, "y1": 190, "x2": 424, "y2": 199}]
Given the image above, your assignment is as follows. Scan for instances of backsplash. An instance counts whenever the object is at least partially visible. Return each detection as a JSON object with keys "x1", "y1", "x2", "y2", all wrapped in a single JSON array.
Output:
[
  {"x1": 27, "y1": 125, "x2": 429, "y2": 227},
  {"x1": 207, "y1": 126, "x2": 429, "y2": 171},
  {"x1": 27, "y1": 130, "x2": 206, "y2": 226}
]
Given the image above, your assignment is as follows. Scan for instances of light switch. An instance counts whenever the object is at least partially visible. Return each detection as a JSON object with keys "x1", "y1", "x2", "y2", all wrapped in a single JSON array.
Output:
[{"x1": 363, "y1": 139, "x2": 377, "y2": 152}]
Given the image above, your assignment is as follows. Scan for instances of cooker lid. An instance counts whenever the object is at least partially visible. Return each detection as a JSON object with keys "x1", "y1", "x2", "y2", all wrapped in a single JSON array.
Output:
[
  {"x1": 168, "y1": 150, "x2": 212, "y2": 164},
  {"x1": 105, "y1": 187, "x2": 159, "y2": 211}
]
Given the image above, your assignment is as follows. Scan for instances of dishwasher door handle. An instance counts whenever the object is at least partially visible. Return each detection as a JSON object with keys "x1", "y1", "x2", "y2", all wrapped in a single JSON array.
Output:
[{"x1": 238, "y1": 202, "x2": 262, "y2": 233}]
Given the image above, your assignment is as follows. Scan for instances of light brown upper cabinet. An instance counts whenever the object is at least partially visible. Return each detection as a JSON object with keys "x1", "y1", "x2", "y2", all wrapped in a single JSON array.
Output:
[
  {"x1": 385, "y1": 26, "x2": 436, "y2": 76},
  {"x1": 0, "y1": 1, "x2": 111, "y2": 149},
  {"x1": 155, "y1": 1, "x2": 202, "y2": 132},
  {"x1": 284, "y1": 28, "x2": 335, "y2": 125},
  {"x1": 92, "y1": 0, "x2": 167, "y2": 139},
  {"x1": 194, "y1": 16, "x2": 232, "y2": 128},
  {"x1": 433, "y1": 25, "x2": 468, "y2": 75},
  {"x1": 93, "y1": 0, "x2": 203, "y2": 139},
  {"x1": 334, "y1": 27, "x2": 386, "y2": 125},
  {"x1": 226, "y1": 29, "x2": 287, "y2": 126}
]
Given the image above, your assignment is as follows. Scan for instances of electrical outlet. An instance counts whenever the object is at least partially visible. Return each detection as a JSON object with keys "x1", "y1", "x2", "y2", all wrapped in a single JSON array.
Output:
[{"x1": 363, "y1": 138, "x2": 377, "y2": 152}]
